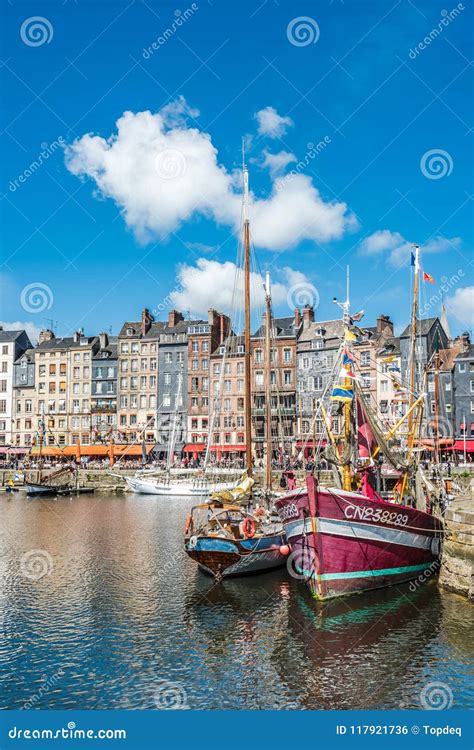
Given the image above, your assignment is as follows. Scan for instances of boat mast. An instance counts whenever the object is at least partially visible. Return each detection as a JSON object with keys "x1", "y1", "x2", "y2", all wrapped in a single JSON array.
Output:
[
  {"x1": 264, "y1": 272, "x2": 273, "y2": 491},
  {"x1": 342, "y1": 267, "x2": 352, "y2": 491},
  {"x1": 407, "y1": 245, "x2": 420, "y2": 436},
  {"x1": 243, "y1": 164, "x2": 253, "y2": 478},
  {"x1": 433, "y1": 352, "x2": 441, "y2": 465},
  {"x1": 399, "y1": 244, "x2": 421, "y2": 504}
]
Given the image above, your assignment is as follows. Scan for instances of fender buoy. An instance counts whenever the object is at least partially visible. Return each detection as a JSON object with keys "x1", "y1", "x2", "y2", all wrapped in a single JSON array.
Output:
[
  {"x1": 184, "y1": 515, "x2": 193, "y2": 536},
  {"x1": 240, "y1": 517, "x2": 257, "y2": 539},
  {"x1": 188, "y1": 535, "x2": 198, "y2": 550}
]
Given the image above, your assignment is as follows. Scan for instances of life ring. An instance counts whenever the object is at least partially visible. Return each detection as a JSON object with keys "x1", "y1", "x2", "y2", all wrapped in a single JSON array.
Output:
[
  {"x1": 184, "y1": 515, "x2": 193, "y2": 536},
  {"x1": 240, "y1": 517, "x2": 257, "y2": 539},
  {"x1": 188, "y1": 535, "x2": 198, "y2": 550}
]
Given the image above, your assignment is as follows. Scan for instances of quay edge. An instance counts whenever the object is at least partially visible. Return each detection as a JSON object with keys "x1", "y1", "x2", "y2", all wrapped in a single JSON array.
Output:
[{"x1": 439, "y1": 483, "x2": 474, "y2": 600}]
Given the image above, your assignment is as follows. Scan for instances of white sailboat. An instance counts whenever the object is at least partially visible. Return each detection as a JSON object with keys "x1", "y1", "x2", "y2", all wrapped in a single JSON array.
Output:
[{"x1": 124, "y1": 368, "x2": 237, "y2": 496}]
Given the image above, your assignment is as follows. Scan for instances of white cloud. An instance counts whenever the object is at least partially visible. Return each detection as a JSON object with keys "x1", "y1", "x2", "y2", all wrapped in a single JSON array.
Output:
[
  {"x1": 169, "y1": 258, "x2": 311, "y2": 316},
  {"x1": 446, "y1": 287, "x2": 474, "y2": 329},
  {"x1": 65, "y1": 100, "x2": 356, "y2": 250},
  {"x1": 0, "y1": 321, "x2": 41, "y2": 344},
  {"x1": 360, "y1": 230, "x2": 461, "y2": 268},
  {"x1": 255, "y1": 106, "x2": 293, "y2": 138},
  {"x1": 261, "y1": 149, "x2": 296, "y2": 176}
]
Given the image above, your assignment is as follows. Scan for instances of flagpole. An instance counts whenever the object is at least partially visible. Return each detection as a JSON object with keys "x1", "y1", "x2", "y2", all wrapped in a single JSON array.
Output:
[{"x1": 463, "y1": 412, "x2": 467, "y2": 464}]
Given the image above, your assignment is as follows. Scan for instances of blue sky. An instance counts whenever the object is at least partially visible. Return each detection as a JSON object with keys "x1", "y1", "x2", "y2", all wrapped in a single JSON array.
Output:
[{"x1": 1, "y1": 0, "x2": 472, "y2": 341}]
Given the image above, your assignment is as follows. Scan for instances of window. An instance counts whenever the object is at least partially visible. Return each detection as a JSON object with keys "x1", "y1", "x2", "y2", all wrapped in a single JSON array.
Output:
[
  {"x1": 312, "y1": 340, "x2": 324, "y2": 350},
  {"x1": 121, "y1": 343, "x2": 129, "y2": 354},
  {"x1": 314, "y1": 376, "x2": 323, "y2": 391},
  {"x1": 237, "y1": 379, "x2": 243, "y2": 392},
  {"x1": 192, "y1": 359, "x2": 198, "y2": 371},
  {"x1": 237, "y1": 345, "x2": 244, "y2": 354},
  {"x1": 255, "y1": 371, "x2": 264, "y2": 387},
  {"x1": 163, "y1": 394, "x2": 171, "y2": 407},
  {"x1": 165, "y1": 353, "x2": 172, "y2": 364},
  {"x1": 284, "y1": 370, "x2": 292, "y2": 385},
  {"x1": 302, "y1": 420, "x2": 310, "y2": 434},
  {"x1": 202, "y1": 377, "x2": 209, "y2": 391},
  {"x1": 176, "y1": 353, "x2": 184, "y2": 363},
  {"x1": 224, "y1": 379, "x2": 231, "y2": 392},
  {"x1": 192, "y1": 341, "x2": 199, "y2": 352},
  {"x1": 202, "y1": 358, "x2": 208, "y2": 369},
  {"x1": 301, "y1": 358, "x2": 310, "y2": 370},
  {"x1": 202, "y1": 341, "x2": 208, "y2": 352},
  {"x1": 164, "y1": 373, "x2": 171, "y2": 385},
  {"x1": 213, "y1": 364, "x2": 220, "y2": 375},
  {"x1": 458, "y1": 363, "x2": 466, "y2": 372},
  {"x1": 283, "y1": 348, "x2": 291, "y2": 363},
  {"x1": 361, "y1": 373, "x2": 371, "y2": 388},
  {"x1": 237, "y1": 362, "x2": 244, "y2": 375},
  {"x1": 360, "y1": 351, "x2": 370, "y2": 366},
  {"x1": 255, "y1": 349, "x2": 263, "y2": 363},
  {"x1": 224, "y1": 399, "x2": 231, "y2": 412},
  {"x1": 445, "y1": 382, "x2": 451, "y2": 391},
  {"x1": 381, "y1": 380, "x2": 388, "y2": 392}
]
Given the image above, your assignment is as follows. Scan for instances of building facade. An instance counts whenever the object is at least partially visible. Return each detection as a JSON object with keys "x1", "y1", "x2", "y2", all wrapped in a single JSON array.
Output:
[
  {"x1": 0, "y1": 329, "x2": 31, "y2": 447},
  {"x1": 91, "y1": 333, "x2": 118, "y2": 443}
]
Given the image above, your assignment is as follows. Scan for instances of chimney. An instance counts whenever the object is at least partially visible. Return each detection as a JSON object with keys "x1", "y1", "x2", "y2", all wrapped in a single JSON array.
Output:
[
  {"x1": 168, "y1": 310, "x2": 184, "y2": 328},
  {"x1": 99, "y1": 332, "x2": 108, "y2": 350},
  {"x1": 377, "y1": 314, "x2": 393, "y2": 334},
  {"x1": 39, "y1": 329, "x2": 55, "y2": 344},
  {"x1": 294, "y1": 308, "x2": 302, "y2": 328},
  {"x1": 303, "y1": 304, "x2": 314, "y2": 329},
  {"x1": 455, "y1": 331, "x2": 470, "y2": 352},
  {"x1": 141, "y1": 307, "x2": 154, "y2": 336}
]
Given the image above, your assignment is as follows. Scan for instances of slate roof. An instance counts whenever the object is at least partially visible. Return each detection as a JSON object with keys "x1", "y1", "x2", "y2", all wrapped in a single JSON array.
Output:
[
  {"x1": 252, "y1": 315, "x2": 298, "y2": 339},
  {"x1": 399, "y1": 317, "x2": 438, "y2": 338},
  {"x1": 0, "y1": 329, "x2": 25, "y2": 342}
]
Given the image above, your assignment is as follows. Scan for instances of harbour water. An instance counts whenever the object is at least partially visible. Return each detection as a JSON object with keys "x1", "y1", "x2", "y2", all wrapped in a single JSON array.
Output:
[{"x1": 1, "y1": 493, "x2": 473, "y2": 710}]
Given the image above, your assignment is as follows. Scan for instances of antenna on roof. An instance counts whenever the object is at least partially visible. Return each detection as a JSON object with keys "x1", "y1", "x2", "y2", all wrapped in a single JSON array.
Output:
[{"x1": 44, "y1": 318, "x2": 57, "y2": 332}]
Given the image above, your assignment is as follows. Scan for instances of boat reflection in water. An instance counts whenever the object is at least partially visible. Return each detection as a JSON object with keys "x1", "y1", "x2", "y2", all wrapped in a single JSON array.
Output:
[{"x1": 272, "y1": 581, "x2": 444, "y2": 710}]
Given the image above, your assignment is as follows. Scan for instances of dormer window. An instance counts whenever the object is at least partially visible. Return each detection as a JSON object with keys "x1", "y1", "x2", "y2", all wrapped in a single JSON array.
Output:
[
  {"x1": 237, "y1": 345, "x2": 244, "y2": 354},
  {"x1": 101, "y1": 352, "x2": 109, "y2": 359},
  {"x1": 21, "y1": 359, "x2": 27, "y2": 368},
  {"x1": 315, "y1": 327, "x2": 325, "y2": 337},
  {"x1": 219, "y1": 345, "x2": 226, "y2": 354},
  {"x1": 80, "y1": 338, "x2": 88, "y2": 346},
  {"x1": 126, "y1": 328, "x2": 134, "y2": 336}
]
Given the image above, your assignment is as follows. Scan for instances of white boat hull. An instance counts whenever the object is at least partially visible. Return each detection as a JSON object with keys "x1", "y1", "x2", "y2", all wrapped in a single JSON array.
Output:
[{"x1": 124, "y1": 476, "x2": 236, "y2": 497}]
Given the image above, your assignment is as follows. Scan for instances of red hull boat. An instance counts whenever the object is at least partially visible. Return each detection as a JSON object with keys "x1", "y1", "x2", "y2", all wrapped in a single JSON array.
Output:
[{"x1": 276, "y1": 476, "x2": 443, "y2": 600}]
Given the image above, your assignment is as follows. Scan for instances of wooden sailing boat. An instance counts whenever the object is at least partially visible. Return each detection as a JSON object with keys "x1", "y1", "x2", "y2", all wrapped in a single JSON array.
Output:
[
  {"x1": 124, "y1": 371, "x2": 236, "y2": 496},
  {"x1": 184, "y1": 162, "x2": 288, "y2": 579},
  {"x1": 26, "y1": 408, "x2": 75, "y2": 497},
  {"x1": 275, "y1": 253, "x2": 444, "y2": 599}
]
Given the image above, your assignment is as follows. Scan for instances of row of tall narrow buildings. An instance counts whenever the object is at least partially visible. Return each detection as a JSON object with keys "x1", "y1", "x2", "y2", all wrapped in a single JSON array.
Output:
[{"x1": 0, "y1": 303, "x2": 472, "y2": 458}]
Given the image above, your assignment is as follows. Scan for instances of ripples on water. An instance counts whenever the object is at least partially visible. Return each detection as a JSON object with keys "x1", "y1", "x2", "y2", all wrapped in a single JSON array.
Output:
[{"x1": 0, "y1": 493, "x2": 472, "y2": 710}]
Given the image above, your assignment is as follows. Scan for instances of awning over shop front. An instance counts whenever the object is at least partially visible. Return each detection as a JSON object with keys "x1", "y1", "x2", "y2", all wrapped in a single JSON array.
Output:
[
  {"x1": 0, "y1": 447, "x2": 29, "y2": 454},
  {"x1": 183, "y1": 443, "x2": 247, "y2": 454},
  {"x1": 30, "y1": 444, "x2": 155, "y2": 458},
  {"x1": 445, "y1": 440, "x2": 474, "y2": 453}
]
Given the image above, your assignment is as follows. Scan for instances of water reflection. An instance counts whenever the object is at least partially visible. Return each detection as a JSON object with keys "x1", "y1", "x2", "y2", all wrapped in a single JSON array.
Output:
[{"x1": 0, "y1": 494, "x2": 472, "y2": 710}]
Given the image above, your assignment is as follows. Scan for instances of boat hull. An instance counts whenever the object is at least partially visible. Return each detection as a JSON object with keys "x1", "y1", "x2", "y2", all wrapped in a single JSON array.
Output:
[
  {"x1": 26, "y1": 483, "x2": 59, "y2": 498},
  {"x1": 125, "y1": 476, "x2": 236, "y2": 497},
  {"x1": 275, "y1": 483, "x2": 443, "y2": 600},
  {"x1": 185, "y1": 533, "x2": 287, "y2": 578}
]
